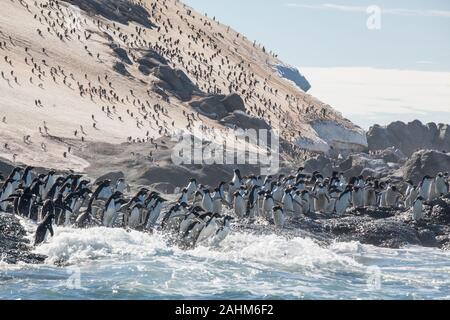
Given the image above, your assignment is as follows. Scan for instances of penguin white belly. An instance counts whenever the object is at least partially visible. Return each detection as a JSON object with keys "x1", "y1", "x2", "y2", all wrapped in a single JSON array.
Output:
[
  {"x1": 98, "y1": 187, "x2": 113, "y2": 200},
  {"x1": 262, "y1": 199, "x2": 274, "y2": 219},
  {"x1": 273, "y1": 211, "x2": 285, "y2": 228},
  {"x1": 282, "y1": 196, "x2": 294, "y2": 216},
  {"x1": 234, "y1": 197, "x2": 246, "y2": 218},
  {"x1": 314, "y1": 194, "x2": 328, "y2": 213},
  {"x1": 292, "y1": 197, "x2": 303, "y2": 217},
  {"x1": 201, "y1": 197, "x2": 213, "y2": 212},
  {"x1": 212, "y1": 199, "x2": 222, "y2": 215},
  {"x1": 211, "y1": 226, "x2": 230, "y2": 246},
  {"x1": 435, "y1": 179, "x2": 447, "y2": 196},
  {"x1": 103, "y1": 202, "x2": 117, "y2": 227},
  {"x1": 428, "y1": 180, "x2": 437, "y2": 201},
  {"x1": 196, "y1": 219, "x2": 219, "y2": 244},
  {"x1": 419, "y1": 182, "x2": 430, "y2": 199},
  {"x1": 128, "y1": 209, "x2": 141, "y2": 228}
]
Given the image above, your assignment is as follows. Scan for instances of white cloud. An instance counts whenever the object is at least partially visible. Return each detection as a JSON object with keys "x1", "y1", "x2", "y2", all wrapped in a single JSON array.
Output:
[
  {"x1": 301, "y1": 67, "x2": 450, "y2": 128},
  {"x1": 284, "y1": 3, "x2": 450, "y2": 18}
]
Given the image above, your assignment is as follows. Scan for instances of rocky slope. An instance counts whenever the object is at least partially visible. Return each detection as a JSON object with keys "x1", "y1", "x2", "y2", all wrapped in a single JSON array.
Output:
[
  {"x1": 0, "y1": 0, "x2": 367, "y2": 175},
  {"x1": 367, "y1": 120, "x2": 450, "y2": 156},
  {"x1": 0, "y1": 213, "x2": 47, "y2": 264}
]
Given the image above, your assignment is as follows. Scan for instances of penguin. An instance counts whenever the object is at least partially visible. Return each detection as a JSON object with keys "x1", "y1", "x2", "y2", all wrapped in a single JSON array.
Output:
[
  {"x1": 300, "y1": 190, "x2": 311, "y2": 214},
  {"x1": 181, "y1": 213, "x2": 212, "y2": 247},
  {"x1": 226, "y1": 182, "x2": 235, "y2": 207},
  {"x1": 0, "y1": 178, "x2": 16, "y2": 212},
  {"x1": 405, "y1": 185, "x2": 419, "y2": 209},
  {"x1": 127, "y1": 203, "x2": 145, "y2": 229},
  {"x1": 211, "y1": 188, "x2": 224, "y2": 215},
  {"x1": 363, "y1": 183, "x2": 377, "y2": 208},
  {"x1": 282, "y1": 188, "x2": 294, "y2": 216},
  {"x1": 45, "y1": 177, "x2": 64, "y2": 200},
  {"x1": 314, "y1": 184, "x2": 329, "y2": 213},
  {"x1": 209, "y1": 216, "x2": 233, "y2": 246},
  {"x1": 196, "y1": 213, "x2": 222, "y2": 245},
  {"x1": 21, "y1": 166, "x2": 34, "y2": 188},
  {"x1": 262, "y1": 193, "x2": 274, "y2": 219},
  {"x1": 34, "y1": 200, "x2": 55, "y2": 246},
  {"x1": 435, "y1": 173, "x2": 448, "y2": 197},
  {"x1": 335, "y1": 186, "x2": 352, "y2": 216},
  {"x1": 232, "y1": 169, "x2": 242, "y2": 190},
  {"x1": 145, "y1": 197, "x2": 166, "y2": 229},
  {"x1": 352, "y1": 186, "x2": 364, "y2": 209},
  {"x1": 378, "y1": 182, "x2": 388, "y2": 208},
  {"x1": 93, "y1": 180, "x2": 113, "y2": 200},
  {"x1": 404, "y1": 180, "x2": 414, "y2": 207},
  {"x1": 115, "y1": 178, "x2": 129, "y2": 194},
  {"x1": 201, "y1": 189, "x2": 213, "y2": 212},
  {"x1": 326, "y1": 187, "x2": 340, "y2": 214},
  {"x1": 186, "y1": 178, "x2": 198, "y2": 200},
  {"x1": 292, "y1": 190, "x2": 304, "y2": 217},
  {"x1": 412, "y1": 196, "x2": 425, "y2": 222},
  {"x1": 178, "y1": 188, "x2": 189, "y2": 206},
  {"x1": 385, "y1": 185, "x2": 402, "y2": 208},
  {"x1": 42, "y1": 170, "x2": 56, "y2": 198},
  {"x1": 75, "y1": 197, "x2": 98, "y2": 228},
  {"x1": 272, "y1": 206, "x2": 285, "y2": 228},
  {"x1": 233, "y1": 191, "x2": 246, "y2": 219},
  {"x1": 179, "y1": 207, "x2": 205, "y2": 236},
  {"x1": 428, "y1": 177, "x2": 437, "y2": 201},
  {"x1": 7, "y1": 167, "x2": 23, "y2": 183},
  {"x1": 419, "y1": 176, "x2": 433, "y2": 200},
  {"x1": 102, "y1": 192, "x2": 125, "y2": 227},
  {"x1": 271, "y1": 183, "x2": 283, "y2": 203},
  {"x1": 161, "y1": 203, "x2": 188, "y2": 231},
  {"x1": 245, "y1": 185, "x2": 259, "y2": 218}
]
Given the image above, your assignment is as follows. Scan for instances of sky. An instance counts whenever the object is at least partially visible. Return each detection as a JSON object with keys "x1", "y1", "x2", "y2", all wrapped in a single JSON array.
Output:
[{"x1": 183, "y1": 0, "x2": 450, "y2": 128}]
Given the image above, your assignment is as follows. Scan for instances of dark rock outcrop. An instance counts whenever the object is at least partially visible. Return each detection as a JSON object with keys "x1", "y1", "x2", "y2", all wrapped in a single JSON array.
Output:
[
  {"x1": 65, "y1": 0, "x2": 156, "y2": 29},
  {"x1": 152, "y1": 66, "x2": 200, "y2": 101},
  {"x1": 401, "y1": 150, "x2": 450, "y2": 184},
  {"x1": 0, "y1": 213, "x2": 46, "y2": 264},
  {"x1": 113, "y1": 62, "x2": 131, "y2": 77},
  {"x1": 367, "y1": 121, "x2": 450, "y2": 156},
  {"x1": 220, "y1": 111, "x2": 271, "y2": 131},
  {"x1": 190, "y1": 93, "x2": 246, "y2": 120},
  {"x1": 111, "y1": 45, "x2": 133, "y2": 65}
]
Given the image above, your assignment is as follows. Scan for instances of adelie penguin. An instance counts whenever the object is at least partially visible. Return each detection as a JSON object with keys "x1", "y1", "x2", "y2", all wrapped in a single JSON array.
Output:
[
  {"x1": 233, "y1": 191, "x2": 245, "y2": 218},
  {"x1": 34, "y1": 200, "x2": 55, "y2": 246},
  {"x1": 435, "y1": 173, "x2": 449, "y2": 197},
  {"x1": 272, "y1": 206, "x2": 285, "y2": 228}
]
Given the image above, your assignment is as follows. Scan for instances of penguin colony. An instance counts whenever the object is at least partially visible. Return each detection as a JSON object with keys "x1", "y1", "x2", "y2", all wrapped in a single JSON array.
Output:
[
  {"x1": 1, "y1": 166, "x2": 448, "y2": 248},
  {"x1": 0, "y1": 0, "x2": 355, "y2": 170}
]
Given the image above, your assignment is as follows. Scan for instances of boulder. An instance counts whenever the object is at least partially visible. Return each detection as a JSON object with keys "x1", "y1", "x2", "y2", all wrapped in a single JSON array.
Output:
[
  {"x1": 401, "y1": 150, "x2": 450, "y2": 184},
  {"x1": 220, "y1": 111, "x2": 271, "y2": 131},
  {"x1": 190, "y1": 93, "x2": 246, "y2": 120},
  {"x1": 304, "y1": 154, "x2": 333, "y2": 177},
  {"x1": 66, "y1": 0, "x2": 156, "y2": 29},
  {"x1": 152, "y1": 66, "x2": 199, "y2": 101}
]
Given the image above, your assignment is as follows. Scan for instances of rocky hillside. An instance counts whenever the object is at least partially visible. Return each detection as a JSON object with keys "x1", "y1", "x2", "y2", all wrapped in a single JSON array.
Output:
[{"x1": 0, "y1": 0, "x2": 366, "y2": 173}]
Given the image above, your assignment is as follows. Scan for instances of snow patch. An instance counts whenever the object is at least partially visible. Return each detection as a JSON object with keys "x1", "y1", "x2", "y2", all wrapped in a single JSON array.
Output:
[
  {"x1": 311, "y1": 121, "x2": 368, "y2": 151},
  {"x1": 274, "y1": 63, "x2": 311, "y2": 92}
]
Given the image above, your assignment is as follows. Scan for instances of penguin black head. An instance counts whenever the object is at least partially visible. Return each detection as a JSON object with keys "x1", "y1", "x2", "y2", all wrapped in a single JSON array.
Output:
[{"x1": 273, "y1": 206, "x2": 283, "y2": 212}]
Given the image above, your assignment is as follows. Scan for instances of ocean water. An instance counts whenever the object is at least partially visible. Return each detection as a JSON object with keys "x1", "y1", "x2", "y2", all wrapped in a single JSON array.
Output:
[{"x1": 1, "y1": 222, "x2": 450, "y2": 300}]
